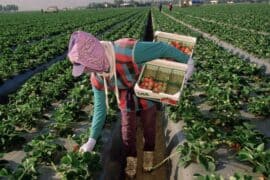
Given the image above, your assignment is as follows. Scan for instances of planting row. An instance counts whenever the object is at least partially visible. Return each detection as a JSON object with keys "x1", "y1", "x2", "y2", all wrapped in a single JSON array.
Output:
[
  {"x1": 164, "y1": 6, "x2": 270, "y2": 59},
  {"x1": 0, "y1": 9, "x2": 133, "y2": 54},
  {"x1": 0, "y1": 8, "x2": 149, "y2": 179},
  {"x1": 1, "y1": 8, "x2": 149, "y2": 143},
  {"x1": 0, "y1": 9, "x2": 133, "y2": 49},
  {"x1": 172, "y1": 4, "x2": 270, "y2": 33},
  {"x1": 152, "y1": 8, "x2": 270, "y2": 179},
  {"x1": 0, "y1": 9, "x2": 145, "y2": 83}
]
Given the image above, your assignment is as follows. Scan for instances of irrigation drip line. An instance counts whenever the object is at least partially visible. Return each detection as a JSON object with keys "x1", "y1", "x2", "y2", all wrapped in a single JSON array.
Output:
[
  {"x1": 0, "y1": 13, "x2": 142, "y2": 99},
  {"x1": 163, "y1": 12, "x2": 270, "y2": 74},
  {"x1": 0, "y1": 53, "x2": 67, "y2": 98},
  {"x1": 149, "y1": 150, "x2": 180, "y2": 172}
]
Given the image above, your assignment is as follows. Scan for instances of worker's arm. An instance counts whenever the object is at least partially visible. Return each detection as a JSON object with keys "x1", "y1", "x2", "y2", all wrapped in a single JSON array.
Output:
[
  {"x1": 89, "y1": 86, "x2": 107, "y2": 140},
  {"x1": 79, "y1": 86, "x2": 107, "y2": 152},
  {"x1": 133, "y1": 41, "x2": 189, "y2": 64}
]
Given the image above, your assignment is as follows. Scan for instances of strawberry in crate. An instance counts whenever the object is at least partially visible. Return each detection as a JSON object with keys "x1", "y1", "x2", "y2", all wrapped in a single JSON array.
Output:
[
  {"x1": 139, "y1": 76, "x2": 154, "y2": 90},
  {"x1": 169, "y1": 41, "x2": 192, "y2": 56},
  {"x1": 152, "y1": 82, "x2": 167, "y2": 93},
  {"x1": 139, "y1": 76, "x2": 167, "y2": 93}
]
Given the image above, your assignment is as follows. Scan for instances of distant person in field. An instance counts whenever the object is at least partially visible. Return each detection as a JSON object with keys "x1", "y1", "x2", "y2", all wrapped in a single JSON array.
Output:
[
  {"x1": 159, "y1": 3, "x2": 162, "y2": 12},
  {"x1": 67, "y1": 31, "x2": 193, "y2": 178},
  {"x1": 169, "y1": 2, "x2": 173, "y2": 11}
]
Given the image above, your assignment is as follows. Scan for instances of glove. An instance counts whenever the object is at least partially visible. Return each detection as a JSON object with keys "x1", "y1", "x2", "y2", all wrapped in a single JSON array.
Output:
[
  {"x1": 79, "y1": 138, "x2": 96, "y2": 153},
  {"x1": 185, "y1": 57, "x2": 195, "y2": 82}
]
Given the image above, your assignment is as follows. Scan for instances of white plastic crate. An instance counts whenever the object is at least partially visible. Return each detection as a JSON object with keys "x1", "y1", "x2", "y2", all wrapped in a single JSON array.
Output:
[
  {"x1": 154, "y1": 31, "x2": 197, "y2": 57},
  {"x1": 134, "y1": 59, "x2": 188, "y2": 106}
]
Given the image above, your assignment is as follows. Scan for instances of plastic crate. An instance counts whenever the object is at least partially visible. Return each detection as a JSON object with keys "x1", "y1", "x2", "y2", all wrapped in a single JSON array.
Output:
[
  {"x1": 154, "y1": 31, "x2": 196, "y2": 57},
  {"x1": 134, "y1": 60, "x2": 187, "y2": 106}
]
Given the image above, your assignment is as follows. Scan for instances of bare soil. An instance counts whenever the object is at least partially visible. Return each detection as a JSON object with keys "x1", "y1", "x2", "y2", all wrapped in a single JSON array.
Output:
[{"x1": 125, "y1": 111, "x2": 167, "y2": 180}]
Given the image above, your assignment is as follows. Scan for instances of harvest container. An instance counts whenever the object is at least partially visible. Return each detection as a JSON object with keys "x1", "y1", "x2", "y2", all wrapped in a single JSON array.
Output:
[
  {"x1": 134, "y1": 31, "x2": 196, "y2": 106},
  {"x1": 134, "y1": 59, "x2": 187, "y2": 105},
  {"x1": 154, "y1": 31, "x2": 197, "y2": 57}
]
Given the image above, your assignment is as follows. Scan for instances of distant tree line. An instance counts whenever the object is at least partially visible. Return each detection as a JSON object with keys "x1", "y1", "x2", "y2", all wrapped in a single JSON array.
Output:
[
  {"x1": 203, "y1": 0, "x2": 269, "y2": 3},
  {"x1": 0, "y1": 4, "x2": 18, "y2": 12},
  {"x1": 87, "y1": 0, "x2": 152, "y2": 9}
]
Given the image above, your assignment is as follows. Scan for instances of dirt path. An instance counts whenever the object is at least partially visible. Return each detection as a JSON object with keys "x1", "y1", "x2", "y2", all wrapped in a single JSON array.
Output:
[{"x1": 126, "y1": 111, "x2": 167, "y2": 180}]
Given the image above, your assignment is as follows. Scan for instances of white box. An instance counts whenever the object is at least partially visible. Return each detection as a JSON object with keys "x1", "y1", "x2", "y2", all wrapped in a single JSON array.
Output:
[
  {"x1": 154, "y1": 31, "x2": 197, "y2": 57},
  {"x1": 134, "y1": 59, "x2": 188, "y2": 106}
]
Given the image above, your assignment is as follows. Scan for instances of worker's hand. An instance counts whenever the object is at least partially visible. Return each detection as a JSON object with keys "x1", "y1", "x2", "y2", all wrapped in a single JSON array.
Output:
[
  {"x1": 185, "y1": 58, "x2": 195, "y2": 82},
  {"x1": 79, "y1": 138, "x2": 96, "y2": 153}
]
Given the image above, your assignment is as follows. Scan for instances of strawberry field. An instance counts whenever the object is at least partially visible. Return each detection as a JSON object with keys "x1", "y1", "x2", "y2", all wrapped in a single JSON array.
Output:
[
  {"x1": 0, "y1": 4, "x2": 270, "y2": 180},
  {"x1": 163, "y1": 4, "x2": 270, "y2": 59}
]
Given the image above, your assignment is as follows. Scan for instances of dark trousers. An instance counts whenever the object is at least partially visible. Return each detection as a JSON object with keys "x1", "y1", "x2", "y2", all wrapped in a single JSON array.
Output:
[{"x1": 121, "y1": 105, "x2": 157, "y2": 157}]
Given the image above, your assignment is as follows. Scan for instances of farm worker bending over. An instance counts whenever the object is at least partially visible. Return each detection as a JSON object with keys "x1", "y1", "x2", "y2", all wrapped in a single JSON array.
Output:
[
  {"x1": 169, "y1": 2, "x2": 173, "y2": 11},
  {"x1": 67, "y1": 31, "x2": 194, "y2": 178},
  {"x1": 159, "y1": 3, "x2": 162, "y2": 12}
]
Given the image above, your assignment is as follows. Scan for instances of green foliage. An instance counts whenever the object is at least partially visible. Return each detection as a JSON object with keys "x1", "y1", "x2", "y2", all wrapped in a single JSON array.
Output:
[
  {"x1": 0, "y1": 122, "x2": 24, "y2": 152},
  {"x1": 153, "y1": 7, "x2": 270, "y2": 178},
  {"x1": 55, "y1": 152, "x2": 101, "y2": 180},
  {"x1": 1, "y1": 157, "x2": 39, "y2": 180},
  {"x1": 237, "y1": 144, "x2": 270, "y2": 177},
  {"x1": 177, "y1": 141, "x2": 217, "y2": 172},
  {"x1": 24, "y1": 133, "x2": 66, "y2": 164},
  {"x1": 248, "y1": 96, "x2": 270, "y2": 116}
]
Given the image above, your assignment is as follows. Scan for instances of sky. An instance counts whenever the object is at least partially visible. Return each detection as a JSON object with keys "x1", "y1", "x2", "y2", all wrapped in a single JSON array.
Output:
[{"x1": 0, "y1": 0, "x2": 115, "y2": 11}]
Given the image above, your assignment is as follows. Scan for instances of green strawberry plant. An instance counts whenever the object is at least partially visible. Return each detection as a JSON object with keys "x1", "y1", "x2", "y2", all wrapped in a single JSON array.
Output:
[
  {"x1": 229, "y1": 123, "x2": 268, "y2": 149},
  {"x1": 177, "y1": 141, "x2": 217, "y2": 172},
  {"x1": 50, "y1": 102, "x2": 77, "y2": 137},
  {"x1": 237, "y1": 143, "x2": 270, "y2": 177},
  {"x1": 50, "y1": 77, "x2": 93, "y2": 137},
  {"x1": 152, "y1": 7, "x2": 270, "y2": 178},
  {"x1": 0, "y1": 157, "x2": 39, "y2": 180},
  {"x1": 247, "y1": 96, "x2": 270, "y2": 116},
  {"x1": 0, "y1": 122, "x2": 25, "y2": 152},
  {"x1": 54, "y1": 151, "x2": 101, "y2": 180},
  {"x1": 71, "y1": 128, "x2": 102, "y2": 153},
  {"x1": 72, "y1": 131, "x2": 90, "y2": 147},
  {"x1": 24, "y1": 133, "x2": 66, "y2": 164}
]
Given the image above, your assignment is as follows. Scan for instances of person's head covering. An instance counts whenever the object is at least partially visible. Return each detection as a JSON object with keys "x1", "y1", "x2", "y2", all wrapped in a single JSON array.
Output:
[{"x1": 67, "y1": 31, "x2": 109, "y2": 77}]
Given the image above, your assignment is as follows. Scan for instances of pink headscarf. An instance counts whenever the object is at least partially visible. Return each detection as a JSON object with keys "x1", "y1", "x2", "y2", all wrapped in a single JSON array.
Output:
[{"x1": 67, "y1": 31, "x2": 109, "y2": 77}]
